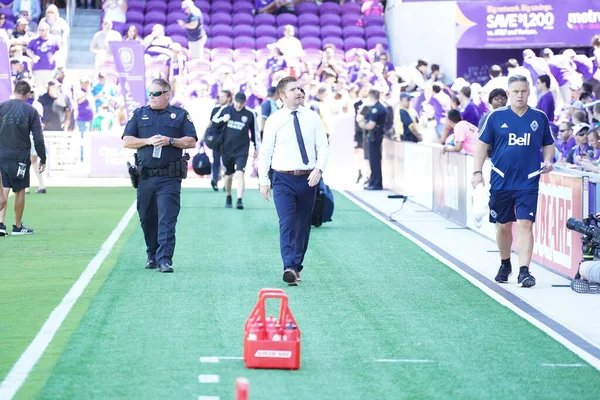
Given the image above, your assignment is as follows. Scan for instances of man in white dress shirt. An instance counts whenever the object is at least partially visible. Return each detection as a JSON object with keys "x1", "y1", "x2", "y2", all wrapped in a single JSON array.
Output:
[{"x1": 259, "y1": 76, "x2": 329, "y2": 286}]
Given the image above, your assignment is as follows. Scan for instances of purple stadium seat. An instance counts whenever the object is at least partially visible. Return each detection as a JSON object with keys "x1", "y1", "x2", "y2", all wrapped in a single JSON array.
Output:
[
  {"x1": 146, "y1": 2, "x2": 167, "y2": 14},
  {"x1": 167, "y1": 2, "x2": 181, "y2": 12},
  {"x1": 143, "y1": 24, "x2": 155, "y2": 36},
  {"x1": 364, "y1": 15, "x2": 385, "y2": 28},
  {"x1": 322, "y1": 36, "x2": 343, "y2": 50},
  {"x1": 145, "y1": 12, "x2": 167, "y2": 26},
  {"x1": 211, "y1": 36, "x2": 233, "y2": 49},
  {"x1": 167, "y1": 12, "x2": 187, "y2": 25},
  {"x1": 233, "y1": 36, "x2": 255, "y2": 49},
  {"x1": 343, "y1": 26, "x2": 364, "y2": 39},
  {"x1": 298, "y1": 14, "x2": 319, "y2": 27},
  {"x1": 296, "y1": 2, "x2": 318, "y2": 15},
  {"x1": 202, "y1": 13, "x2": 210, "y2": 25},
  {"x1": 321, "y1": 25, "x2": 342, "y2": 39},
  {"x1": 365, "y1": 26, "x2": 387, "y2": 39},
  {"x1": 194, "y1": 0, "x2": 210, "y2": 12},
  {"x1": 3, "y1": 19, "x2": 14, "y2": 30},
  {"x1": 344, "y1": 37, "x2": 367, "y2": 52},
  {"x1": 276, "y1": 26, "x2": 288, "y2": 38},
  {"x1": 233, "y1": 2, "x2": 254, "y2": 13},
  {"x1": 127, "y1": 1, "x2": 145, "y2": 12},
  {"x1": 112, "y1": 22, "x2": 126, "y2": 34},
  {"x1": 298, "y1": 25, "x2": 320, "y2": 39},
  {"x1": 255, "y1": 25, "x2": 276, "y2": 38},
  {"x1": 210, "y1": 48, "x2": 233, "y2": 60},
  {"x1": 166, "y1": 24, "x2": 186, "y2": 37},
  {"x1": 301, "y1": 37, "x2": 322, "y2": 50},
  {"x1": 233, "y1": 25, "x2": 254, "y2": 38},
  {"x1": 233, "y1": 48, "x2": 256, "y2": 62},
  {"x1": 255, "y1": 13, "x2": 275, "y2": 27},
  {"x1": 319, "y1": 3, "x2": 340, "y2": 15},
  {"x1": 276, "y1": 13, "x2": 298, "y2": 27},
  {"x1": 320, "y1": 14, "x2": 341, "y2": 27},
  {"x1": 211, "y1": 13, "x2": 232, "y2": 26},
  {"x1": 126, "y1": 10, "x2": 144, "y2": 24},
  {"x1": 211, "y1": 2, "x2": 232, "y2": 14},
  {"x1": 367, "y1": 37, "x2": 388, "y2": 50},
  {"x1": 232, "y1": 13, "x2": 254, "y2": 26},
  {"x1": 171, "y1": 35, "x2": 189, "y2": 48},
  {"x1": 255, "y1": 36, "x2": 277, "y2": 49},
  {"x1": 211, "y1": 24, "x2": 232, "y2": 38},
  {"x1": 341, "y1": 2, "x2": 361, "y2": 14},
  {"x1": 341, "y1": 14, "x2": 362, "y2": 27}
]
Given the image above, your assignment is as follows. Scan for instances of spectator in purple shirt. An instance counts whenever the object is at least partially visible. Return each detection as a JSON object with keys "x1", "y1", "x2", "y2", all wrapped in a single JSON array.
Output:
[
  {"x1": 428, "y1": 83, "x2": 451, "y2": 140},
  {"x1": 75, "y1": 76, "x2": 95, "y2": 138},
  {"x1": 458, "y1": 86, "x2": 480, "y2": 127},
  {"x1": 26, "y1": 21, "x2": 60, "y2": 92},
  {"x1": 573, "y1": 54, "x2": 595, "y2": 82},
  {"x1": 535, "y1": 74, "x2": 555, "y2": 123},
  {"x1": 555, "y1": 122, "x2": 575, "y2": 162},
  {"x1": 522, "y1": 49, "x2": 552, "y2": 85},
  {"x1": 547, "y1": 50, "x2": 582, "y2": 108}
]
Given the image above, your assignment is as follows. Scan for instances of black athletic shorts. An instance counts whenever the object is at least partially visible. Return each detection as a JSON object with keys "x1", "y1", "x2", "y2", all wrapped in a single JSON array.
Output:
[
  {"x1": 0, "y1": 159, "x2": 31, "y2": 193},
  {"x1": 222, "y1": 153, "x2": 248, "y2": 175},
  {"x1": 354, "y1": 131, "x2": 363, "y2": 149}
]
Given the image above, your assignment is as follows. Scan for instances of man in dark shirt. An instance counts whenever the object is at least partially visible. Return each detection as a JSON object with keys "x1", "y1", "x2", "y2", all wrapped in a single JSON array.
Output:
[
  {"x1": 218, "y1": 92, "x2": 257, "y2": 209},
  {"x1": 180, "y1": 0, "x2": 206, "y2": 59},
  {"x1": 38, "y1": 80, "x2": 72, "y2": 131},
  {"x1": 10, "y1": 59, "x2": 31, "y2": 85},
  {"x1": 0, "y1": 80, "x2": 46, "y2": 236},
  {"x1": 399, "y1": 92, "x2": 423, "y2": 143},
  {"x1": 208, "y1": 89, "x2": 232, "y2": 191},
  {"x1": 357, "y1": 89, "x2": 388, "y2": 190}
]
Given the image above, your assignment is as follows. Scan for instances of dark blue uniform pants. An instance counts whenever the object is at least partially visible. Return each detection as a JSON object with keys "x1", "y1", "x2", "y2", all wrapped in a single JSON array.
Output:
[
  {"x1": 137, "y1": 176, "x2": 182, "y2": 265},
  {"x1": 368, "y1": 133, "x2": 383, "y2": 189},
  {"x1": 212, "y1": 150, "x2": 221, "y2": 182},
  {"x1": 272, "y1": 172, "x2": 318, "y2": 272}
]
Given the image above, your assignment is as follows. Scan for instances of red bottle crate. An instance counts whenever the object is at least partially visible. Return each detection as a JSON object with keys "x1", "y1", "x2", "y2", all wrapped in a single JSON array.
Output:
[{"x1": 243, "y1": 289, "x2": 301, "y2": 370}]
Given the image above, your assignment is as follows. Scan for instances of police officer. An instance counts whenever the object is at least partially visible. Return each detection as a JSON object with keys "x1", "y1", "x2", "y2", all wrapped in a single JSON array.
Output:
[
  {"x1": 356, "y1": 89, "x2": 387, "y2": 190},
  {"x1": 123, "y1": 78, "x2": 197, "y2": 273}
]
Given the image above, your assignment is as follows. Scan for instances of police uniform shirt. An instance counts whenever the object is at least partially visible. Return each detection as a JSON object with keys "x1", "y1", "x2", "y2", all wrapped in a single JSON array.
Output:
[
  {"x1": 258, "y1": 105, "x2": 329, "y2": 187},
  {"x1": 123, "y1": 105, "x2": 197, "y2": 168},
  {"x1": 216, "y1": 105, "x2": 257, "y2": 157},
  {"x1": 365, "y1": 101, "x2": 387, "y2": 134},
  {"x1": 399, "y1": 108, "x2": 419, "y2": 143},
  {"x1": 479, "y1": 106, "x2": 554, "y2": 192}
]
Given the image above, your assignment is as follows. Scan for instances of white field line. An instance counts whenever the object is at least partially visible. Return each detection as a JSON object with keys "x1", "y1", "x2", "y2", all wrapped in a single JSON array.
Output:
[
  {"x1": 198, "y1": 375, "x2": 220, "y2": 384},
  {"x1": 541, "y1": 363, "x2": 588, "y2": 368},
  {"x1": 0, "y1": 201, "x2": 137, "y2": 400},
  {"x1": 198, "y1": 397, "x2": 220, "y2": 400},
  {"x1": 199, "y1": 356, "x2": 243, "y2": 363},
  {"x1": 374, "y1": 359, "x2": 434, "y2": 363},
  {"x1": 340, "y1": 191, "x2": 600, "y2": 372}
]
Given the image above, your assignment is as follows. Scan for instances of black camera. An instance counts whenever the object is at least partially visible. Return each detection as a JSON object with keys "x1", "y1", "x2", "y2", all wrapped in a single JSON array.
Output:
[{"x1": 567, "y1": 215, "x2": 600, "y2": 255}]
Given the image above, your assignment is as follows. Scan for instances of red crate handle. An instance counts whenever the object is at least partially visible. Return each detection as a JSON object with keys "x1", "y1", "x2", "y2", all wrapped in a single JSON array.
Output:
[
  {"x1": 244, "y1": 289, "x2": 287, "y2": 331},
  {"x1": 258, "y1": 293, "x2": 300, "y2": 336}
]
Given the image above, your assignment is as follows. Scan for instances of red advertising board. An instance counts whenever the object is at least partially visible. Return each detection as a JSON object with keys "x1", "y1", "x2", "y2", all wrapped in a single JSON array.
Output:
[{"x1": 531, "y1": 173, "x2": 583, "y2": 278}]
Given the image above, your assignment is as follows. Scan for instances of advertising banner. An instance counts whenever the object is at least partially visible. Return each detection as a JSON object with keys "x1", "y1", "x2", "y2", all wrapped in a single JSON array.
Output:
[
  {"x1": 465, "y1": 156, "x2": 497, "y2": 240},
  {"x1": 0, "y1": 40, "x2": 12, "y2": 102},
  {"x1": 110, "y1": 41, "x2": 147, "y2": 120},
  {"x1": 532, "y1": 173, "x2": 583, "y2": 278},
  {"x1": 382, "y1": 138, "x2": 404, "y2": 195},
  {"x1": 456, "y1": 0, "x2": 600, "y2": 49},
  {"x1": 44, "y1": 131, "x2": 81, "y2": 176},
  {"x1": 87, "y1": 133, "x2": 135, "y2": 178},
  {"x1": 432, "y1": 148, "x2": 467, "y2": 226},
  {"x1": 403, "y1": 143, "x2": 433, "y2": 209}
]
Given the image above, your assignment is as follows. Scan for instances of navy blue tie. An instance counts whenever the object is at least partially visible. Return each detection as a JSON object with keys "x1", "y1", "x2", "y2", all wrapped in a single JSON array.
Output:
[{"x1": 291, "y1": 110, "x2": 309, "y2": 165}]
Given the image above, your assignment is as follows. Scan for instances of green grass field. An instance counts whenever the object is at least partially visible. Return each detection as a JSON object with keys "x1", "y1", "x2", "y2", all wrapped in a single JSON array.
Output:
[{"x1": 1, "y1": 187, "x2": 600, "y2": 399}]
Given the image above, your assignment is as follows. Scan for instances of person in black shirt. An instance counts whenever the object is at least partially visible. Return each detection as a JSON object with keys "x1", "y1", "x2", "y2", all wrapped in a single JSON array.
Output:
[
  {"x1": 217, "y1": 92, "x2": 257, "y2": 210},
  {"x1": 0, "y1": 80, "x2": 46, "y2": 236},
  {"x1": 357, "y1": 89, "x2": 387, "y2": 190},
  {"x1": 123, "y1": 78, "x2": 197, "y2": 273},
  {"x1": 399, "y1": 92, "x2": 423, "y2": 143},
  {"x1": 38, "y1": 80, "x2": 72, "y2": 131},
  {"x1": 208, "y1": 89, "x2": 232, "y2": 191},
  {"x1": 353, "y1": 84, "x2": 372, "y2": 185}
]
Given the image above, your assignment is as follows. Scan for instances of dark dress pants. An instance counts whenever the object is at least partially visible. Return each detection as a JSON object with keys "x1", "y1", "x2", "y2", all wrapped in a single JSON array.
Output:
[{"x1": 368, "y1": 133, "x2": 383, "y2": 189}]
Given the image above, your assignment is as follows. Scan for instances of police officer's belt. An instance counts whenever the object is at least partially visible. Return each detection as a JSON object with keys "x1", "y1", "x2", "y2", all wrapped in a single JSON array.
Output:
[
  {"x1": 142, "y1": 168, "x2": 170, "y2": 178},
  {"x1": 274, "y1": 169, "x2": 313, "y2": 176}
]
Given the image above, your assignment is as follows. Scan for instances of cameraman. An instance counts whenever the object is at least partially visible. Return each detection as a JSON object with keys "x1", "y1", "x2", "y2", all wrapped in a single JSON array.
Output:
[{"x1": 0, "y1": 80, "x2": 46, "y2": 236}]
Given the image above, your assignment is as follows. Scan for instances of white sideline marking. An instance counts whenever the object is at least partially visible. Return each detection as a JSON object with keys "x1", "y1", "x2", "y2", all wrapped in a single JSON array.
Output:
[
  {"x1": 340, "y1": 192, "x2": 600, "y2": 372},
  {"x1": 198, "y1": 397, "x2": 220, "y2": 400},
  {"x1": 0, "y1": 201, "x2": 137, "y2": 400},
  {"x1": 375, "y1": 359, "x2": 434, "y2": 363},
  {"x1": 199, "y1": 356, "x2": 243, "y2": 363},
  {"x1": 542, "y1": 363, "x2": 588, "y2": 368},
  {"x1": 199, "y1": 375, "x2": 220, "y2": 383}
]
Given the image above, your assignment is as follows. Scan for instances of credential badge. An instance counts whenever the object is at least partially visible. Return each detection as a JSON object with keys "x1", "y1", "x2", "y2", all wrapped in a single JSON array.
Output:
[{"x1": 171, "y1": 113, "x2": 176, "y2": 119}]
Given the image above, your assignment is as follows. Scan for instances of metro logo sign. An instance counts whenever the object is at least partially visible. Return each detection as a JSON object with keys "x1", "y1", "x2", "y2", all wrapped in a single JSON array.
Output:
[{"x1": 531, "y1": 174, "x2": 583, "y2": 278}]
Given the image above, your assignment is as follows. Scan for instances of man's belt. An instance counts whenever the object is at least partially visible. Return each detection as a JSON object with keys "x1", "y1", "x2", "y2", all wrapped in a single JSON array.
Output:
[
  {"x1": 274, "y1": 169, "x2": 313, "y2": 176},
  {"x1": 142, "y1": 167, "x2": 170, "y2": 178}
]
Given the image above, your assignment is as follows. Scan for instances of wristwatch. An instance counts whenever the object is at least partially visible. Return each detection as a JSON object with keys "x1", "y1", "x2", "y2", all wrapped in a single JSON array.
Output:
[{"x1": 169, "y1": 138, "x2": 175, "y2": 146}]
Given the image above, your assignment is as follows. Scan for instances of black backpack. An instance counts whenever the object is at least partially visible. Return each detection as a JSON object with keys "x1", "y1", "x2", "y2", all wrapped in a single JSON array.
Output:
[
  {"x1": 204, "y1": 121, "x2": 225, "y2": 151},
  {"x1": 192, "y1": 144, "x2": 211, "y2": 176},
  {"x1": 311, "y1": 180, "x2": 334, "y2": 227}
]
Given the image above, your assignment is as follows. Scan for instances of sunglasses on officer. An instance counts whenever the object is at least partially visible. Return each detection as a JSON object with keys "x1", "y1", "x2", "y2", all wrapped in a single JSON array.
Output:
[{"x1": 149, "y1": 90, "x2": 169, "y2": 97}]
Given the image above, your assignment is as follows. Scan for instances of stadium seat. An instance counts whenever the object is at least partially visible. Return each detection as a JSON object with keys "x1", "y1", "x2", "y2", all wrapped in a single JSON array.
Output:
[
  {"x1": 320, "y1": 3, "x2": 341, "y2": 15},
  {"x1": 127, "y1": 1, "x2": 145, "y2": 13},
  {"x1": 341, "y1": 14, "x2": 362, "y2": 27},
  {"x1": 211, "y1": 2, "x2": 233, "y2": 14},
  {"x1": 255, "y1": 25, "x2": 276, "y2": 38},
  {"x1": 233, "y1": 25, "x2": 254, "y2": 38},
  {"x1": 233, "y1": 36, "x2": 255, "y2": 50},
  {"x1": 145, "y1": 12, "x2": 167, "y2": 26},
  {"x1": 143, "y1": 24, "x2": 156, "y2": 36},
  {"x1": 232, "y1": 13, "x2": 254, "y2": 26},
  {"x1": 171, "y1": 35, "x2": 188, "y2": 48},
  {"x1": 233, "y1": 2, "x2": 254, "y2": 13},
  {"x1": 301, "y1": 37, "x2": 322, "y2": 50},
  {"x1": 233, "y1": 48, "x2": 256, "y2": 63},
  {"x1": 211, "y1": 24, "x2": 232, "y2": 38},
  {"x1": 343, "y1": 26, "x2": 364, "y2": 39},
  {"x1": 211, "y1": 12, "x2": 232, "y2": 26},
  {"x1": 341, "y1": 2, "x2": 362, "y2": 15},
  {"x1": 321, "y1": 26, "x2": 342, "y2": 39},
  {"x1": 194, "y1": 0, "x2": 210, "y2": 12},
  {"x1": 166, "y1": 24, "x2": 186, "y2": 37},
  {"x1": 322, "y1": 37, "x2": 344, "y2": 50},
  {"x1": 320, "y1": 14, "x2": 341, "y2": 27},
  {"x1": 276, "y1": 14, "x2": 298, "y2": 27},
  {"x1": 210, "y1": 48, "x2": 233, "y2": 61},
  {"x1": 254, "y1": 13, "x2": 275, "y2": 27},
  {"x1": 255, "y1": 36, "x2": 276, "y2": 49},
  {"x1": 126, "y1": 11, "x2": 144, "y2": 24},
  {"x1": 298, "y1": 26, "x2": 320, "y2": 39},
  {"x1": 211, "y1": 35, "x2": 233, "y2": 49},
  {"x1": 367, "y1": 37, "x2": 388, "y2": 50},
  {"x1": 364, "y1": 15, "x2": 384, "y2": 28},
  {"x1": 167, "y1": 2, "x2": 182, "y2": 13},
  {"x1": 167, "y1": 12, "x2": 187, "y2": 25},
  {"x1": 296, "y1": 2, "x2": 318, "y2": 15},
  {"x1": 146, "y1": 2, "x2": 167, "y2": 14},
  {"x1": 298, "y1": 14, "x2": 319, "y2": 27},
  {"x1": 344, "y1": 37, "x2": 367, "y2": 52}
]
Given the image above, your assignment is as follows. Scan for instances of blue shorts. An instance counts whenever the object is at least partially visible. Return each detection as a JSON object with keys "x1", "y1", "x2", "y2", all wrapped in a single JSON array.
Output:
[{"x1": 489, "y1": 190, "x2": 538, "y2": 224}]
